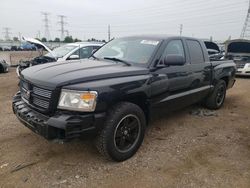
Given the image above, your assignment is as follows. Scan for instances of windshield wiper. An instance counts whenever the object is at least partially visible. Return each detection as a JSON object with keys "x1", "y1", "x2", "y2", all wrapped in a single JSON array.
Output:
[{"x1": 103, "y1": 57, "x2": 131, "y2": 66}]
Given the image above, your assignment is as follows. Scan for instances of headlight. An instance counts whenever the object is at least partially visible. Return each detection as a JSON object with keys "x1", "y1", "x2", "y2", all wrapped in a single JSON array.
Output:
[
  {"x1": 58, "y1": 89, "x2": 98, "y2": 112},
  {"x1": 248, "y1": 63, "x2": 250, "y2": 68}
]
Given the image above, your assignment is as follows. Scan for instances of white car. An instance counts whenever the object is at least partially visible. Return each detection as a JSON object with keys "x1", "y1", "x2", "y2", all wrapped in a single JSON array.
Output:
[
  {"x1": 225, "y1": 39, "x2": 250, "y2": 76},
  {"x1": 17, "y1": 38, "x2": 104, "y2": 77}
]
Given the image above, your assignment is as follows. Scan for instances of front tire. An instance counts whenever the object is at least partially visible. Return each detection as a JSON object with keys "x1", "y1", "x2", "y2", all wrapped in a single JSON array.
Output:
[
  {"x1": 204, "y1": 80, "x2": 227, "y2": 110},
  {"x1": 96, "y1": 102, "x2": 146, "y2": 162}
]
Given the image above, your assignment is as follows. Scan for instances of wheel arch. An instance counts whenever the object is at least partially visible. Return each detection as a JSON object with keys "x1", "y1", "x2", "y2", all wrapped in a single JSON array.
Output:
[{"x1": 121, "y1": 93, "x2": 150, "y2": 124}]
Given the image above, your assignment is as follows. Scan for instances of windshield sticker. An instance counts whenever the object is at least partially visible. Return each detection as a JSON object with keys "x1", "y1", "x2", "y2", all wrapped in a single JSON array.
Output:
[{"x1": 141, "y1": 40, "x2": 159, "y2": 46}]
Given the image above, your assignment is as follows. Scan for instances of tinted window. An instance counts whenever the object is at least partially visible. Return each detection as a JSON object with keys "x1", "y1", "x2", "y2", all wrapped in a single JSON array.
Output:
[
  {"x1": 164, "y1": 40, "x2": 185, "y2": 57},
  {"x1": 187, "y1": 40, "x2": 204, "y2": 64}
]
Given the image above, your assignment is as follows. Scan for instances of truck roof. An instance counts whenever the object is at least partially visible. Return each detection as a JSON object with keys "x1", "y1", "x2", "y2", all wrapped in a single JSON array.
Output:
[{"x1": 120, "y1": 34, "x2": 199, "y2": 41}]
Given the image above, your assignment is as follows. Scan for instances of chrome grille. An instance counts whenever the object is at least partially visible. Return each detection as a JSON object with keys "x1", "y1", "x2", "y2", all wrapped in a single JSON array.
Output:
[
  {"x1": 33, "y1": 86, "x2": 52, "y2": 98},
  {"x1": 20, "y1": 80, "x2": 52, "y2": 111},
  {"x1": 33, "y1": 97, "x2": 50, "y2": 109}
]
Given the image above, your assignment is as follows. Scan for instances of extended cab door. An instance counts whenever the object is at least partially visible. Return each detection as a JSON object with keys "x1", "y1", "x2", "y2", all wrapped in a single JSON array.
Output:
[
  {"x1": 184, "y1": 39, "x2": 213, "y2": 103},
  {"x1": 150, "y1": 38, "x2": 193, "y2": 110}
]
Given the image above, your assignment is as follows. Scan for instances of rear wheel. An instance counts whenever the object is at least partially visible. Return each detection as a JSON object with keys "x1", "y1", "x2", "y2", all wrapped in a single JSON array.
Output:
[
  {"x1": 204, "y1": 80, "x2": 226, "y2": 110},
  {"x1": 96, "y1": 102, "x2": 146, "y2": 162}
]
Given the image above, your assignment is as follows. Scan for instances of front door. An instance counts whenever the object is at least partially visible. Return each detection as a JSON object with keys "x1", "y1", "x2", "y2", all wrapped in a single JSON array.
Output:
[{"x1": 150, "y1": 39, "x2": 192, "y2": 111}]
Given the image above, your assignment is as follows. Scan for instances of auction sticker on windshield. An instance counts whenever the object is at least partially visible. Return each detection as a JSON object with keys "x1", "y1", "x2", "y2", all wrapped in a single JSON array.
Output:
[{"x1": 141, "y1": 40, "x2": 159, "y2": 46}]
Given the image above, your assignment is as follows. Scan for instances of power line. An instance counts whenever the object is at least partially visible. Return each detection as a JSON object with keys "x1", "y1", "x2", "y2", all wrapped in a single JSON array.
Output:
[
  {"x1": 2, "y1": 27, "x2": 11, "y2": 41},
  {"x1": 68, "y1": 5, "x2": 245, "y2": 29},
  {"x1": 241, "y1": 0, "x2": 250, "y2": 39},
  {"x1": 41, "y1": 12, "x2": 51, "y2": 40},
  {"x1": 58, "y1": 15, "x2": 67, "y2": 40}
]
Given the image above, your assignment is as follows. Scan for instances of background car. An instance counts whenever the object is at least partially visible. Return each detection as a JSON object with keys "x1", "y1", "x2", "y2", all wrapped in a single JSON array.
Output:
[
  {"x1": 0, "y1": 59, "x2": 9, "y2": 73},
  {"x1": 204, "y1": 41, "x2": 224, "y2": 61},
  {"x1": 16, "y1": 38, "x2": 104, "y2": 77},
  {"x1": 225, "y1": 39, "x2": 250, "y2": 76}
]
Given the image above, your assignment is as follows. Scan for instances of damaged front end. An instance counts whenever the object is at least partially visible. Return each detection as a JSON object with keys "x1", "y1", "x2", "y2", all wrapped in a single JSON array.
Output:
[
  {"x1": 16, "y1": 37, "x2": 57, "y2": 77},
  {"x1": 225, "y1": 39, "x2": 250, "y2": 76},
  {"x1": 17, "y1": 56, "x2": 57, "y2": 77}
]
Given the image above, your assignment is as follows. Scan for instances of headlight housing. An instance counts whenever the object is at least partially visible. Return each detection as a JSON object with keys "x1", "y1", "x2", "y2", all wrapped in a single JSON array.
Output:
[{"x1": 58, "y1": 89, "x2": 98, "y2": 112}]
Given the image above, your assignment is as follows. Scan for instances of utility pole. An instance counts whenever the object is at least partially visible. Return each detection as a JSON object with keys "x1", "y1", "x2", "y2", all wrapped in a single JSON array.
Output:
[
  {"x1": 3, "y1": 27, "x2": 11, "y2": 41},
  {"x1": 65, "y1": 30, "x2": 69, "y2": 37},
  {"x1": 58, "y1": 15, "x2": 67, "y2": 41},
  {"x1": 37, "y1": 30, "x2": 41, "y2": 39},
  {"x1": 41, "y1": 12, "x2": 51, "y2": 40},
  {"x1": 241, "y1": 0, "x2": 250, "y2": 39},
  {"x1": 108, "y1": 25, "x2": 111, "y2": 41},
  {"x1": 179, "y1": 24, "x2": 183, "y2": 36}
]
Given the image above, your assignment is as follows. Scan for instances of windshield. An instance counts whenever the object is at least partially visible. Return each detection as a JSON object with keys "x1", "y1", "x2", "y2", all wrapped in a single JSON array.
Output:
[
  {"x1": 45, "y1": 45, "x2": 77, "y2": 58},
  {"x1": 94, "y1": 38, "x2": 160, "y2": 64}
]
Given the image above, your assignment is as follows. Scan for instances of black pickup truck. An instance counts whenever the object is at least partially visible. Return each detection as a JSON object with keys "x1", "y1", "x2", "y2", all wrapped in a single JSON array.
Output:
[{"x1": 13, "y1": 35, "x2": 236, "y2": 161}]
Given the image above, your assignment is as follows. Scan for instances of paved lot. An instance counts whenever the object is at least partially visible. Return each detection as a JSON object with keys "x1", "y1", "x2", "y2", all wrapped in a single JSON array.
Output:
[{"x1": 0, "y1": 68, "x2": 249, "y2": 188}]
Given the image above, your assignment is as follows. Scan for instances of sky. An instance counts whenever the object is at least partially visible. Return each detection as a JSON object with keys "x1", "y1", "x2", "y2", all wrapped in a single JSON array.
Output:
[{"x1": 0, "y1": 0, "x2": 249, "y2": 41}]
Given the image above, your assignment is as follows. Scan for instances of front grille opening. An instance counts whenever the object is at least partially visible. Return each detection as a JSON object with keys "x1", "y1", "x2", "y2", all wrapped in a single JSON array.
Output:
[{"x1": 20, "y1": 80, "x2": 53, "y2": 111}]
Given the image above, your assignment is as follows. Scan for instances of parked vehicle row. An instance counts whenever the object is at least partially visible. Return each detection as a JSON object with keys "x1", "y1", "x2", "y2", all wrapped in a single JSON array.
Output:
[{"x1": 13, "y1": 35, "x2": 236, "y2": 161}]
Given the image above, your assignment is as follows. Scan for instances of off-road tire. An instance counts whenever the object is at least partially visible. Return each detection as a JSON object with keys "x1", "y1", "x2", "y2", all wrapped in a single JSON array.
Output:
[
  {"x1": 204, "y1": 80, "x2": 227, "y2": 110},
  {"x1": 96, "y1": 102, "x2": 146, "y2": 162}
]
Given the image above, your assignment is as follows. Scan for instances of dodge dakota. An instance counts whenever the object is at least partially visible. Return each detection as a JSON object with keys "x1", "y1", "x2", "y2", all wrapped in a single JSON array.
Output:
[{"x1": 13, "y1": 35, "x2": 236, "y2": 161}]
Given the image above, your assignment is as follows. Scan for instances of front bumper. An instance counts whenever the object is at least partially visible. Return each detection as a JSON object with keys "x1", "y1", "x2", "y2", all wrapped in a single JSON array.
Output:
[
  {"x1": 13, "y1": 92, "x2": 106, "y2": 140},
  {"x1": 236, "y1": 67, "x2": 250, "y2": 76}
]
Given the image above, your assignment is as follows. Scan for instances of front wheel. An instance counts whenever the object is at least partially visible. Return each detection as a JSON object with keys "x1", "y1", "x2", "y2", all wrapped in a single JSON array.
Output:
[
  {"x1": 204, "y1": 80, "x2": 227, "y2": 110},
  {"x1": 96, "y1": 102, "x2": 146, "y2": 162}
]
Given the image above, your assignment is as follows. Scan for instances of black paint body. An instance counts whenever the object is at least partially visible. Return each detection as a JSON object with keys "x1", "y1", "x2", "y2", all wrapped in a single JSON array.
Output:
[{"x1": 13, "y1": 36, "x2": 236, "y2": 140}]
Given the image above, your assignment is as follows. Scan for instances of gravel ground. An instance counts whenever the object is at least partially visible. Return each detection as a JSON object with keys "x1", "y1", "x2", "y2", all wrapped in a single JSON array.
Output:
[{"x1": 0, "y1": 68, "x2": 249, "y2": 188}]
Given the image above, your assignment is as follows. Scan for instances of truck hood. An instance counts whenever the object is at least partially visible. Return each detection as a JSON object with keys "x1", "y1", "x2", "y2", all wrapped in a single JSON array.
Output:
[
  {"x1": 225, "y1": 39, "x2": 250, "y2": 56},
  {"x1": 22, "y1": 37, "x2": 54, "y2": 56},
  {"x1": 21, "y1": 60, "x2": 149, "y2": 88}
]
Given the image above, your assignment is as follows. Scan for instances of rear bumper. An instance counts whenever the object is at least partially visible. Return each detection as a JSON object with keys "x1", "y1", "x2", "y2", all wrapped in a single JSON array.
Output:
[{"x1": 13, "y1": 92, "x2": 106, "y2": 140}]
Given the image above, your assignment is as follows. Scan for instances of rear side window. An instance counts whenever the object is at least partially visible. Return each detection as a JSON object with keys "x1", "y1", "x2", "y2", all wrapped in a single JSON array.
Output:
[{"x1": 187, "y1": 40, "x2": 205, "y2": 64}]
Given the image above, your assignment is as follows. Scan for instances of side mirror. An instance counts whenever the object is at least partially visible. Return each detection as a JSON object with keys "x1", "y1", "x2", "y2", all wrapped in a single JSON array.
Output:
[
  {"x1": 164, "y1": 55, "x2": 185, "y2": 66},
  {"x1": 68, "y1": 54, "x2": 79, "y2": 60}
]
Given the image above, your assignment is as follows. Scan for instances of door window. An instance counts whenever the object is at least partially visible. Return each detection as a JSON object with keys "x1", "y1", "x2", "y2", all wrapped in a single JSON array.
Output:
[{"x1": 71, "y1": 46, "x2": 93, "y2": 59}]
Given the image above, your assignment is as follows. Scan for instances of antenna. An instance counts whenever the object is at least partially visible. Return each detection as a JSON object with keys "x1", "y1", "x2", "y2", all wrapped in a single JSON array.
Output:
[
  {"x1": 41, "y1": 12, "x2": 51, "y2": 40},
  {"x1": 241, "y1": 0, "x2": 250, "y2": 39},
  {"x1": 58, "y1": 15, "x2": 67, "y2": 41}
]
